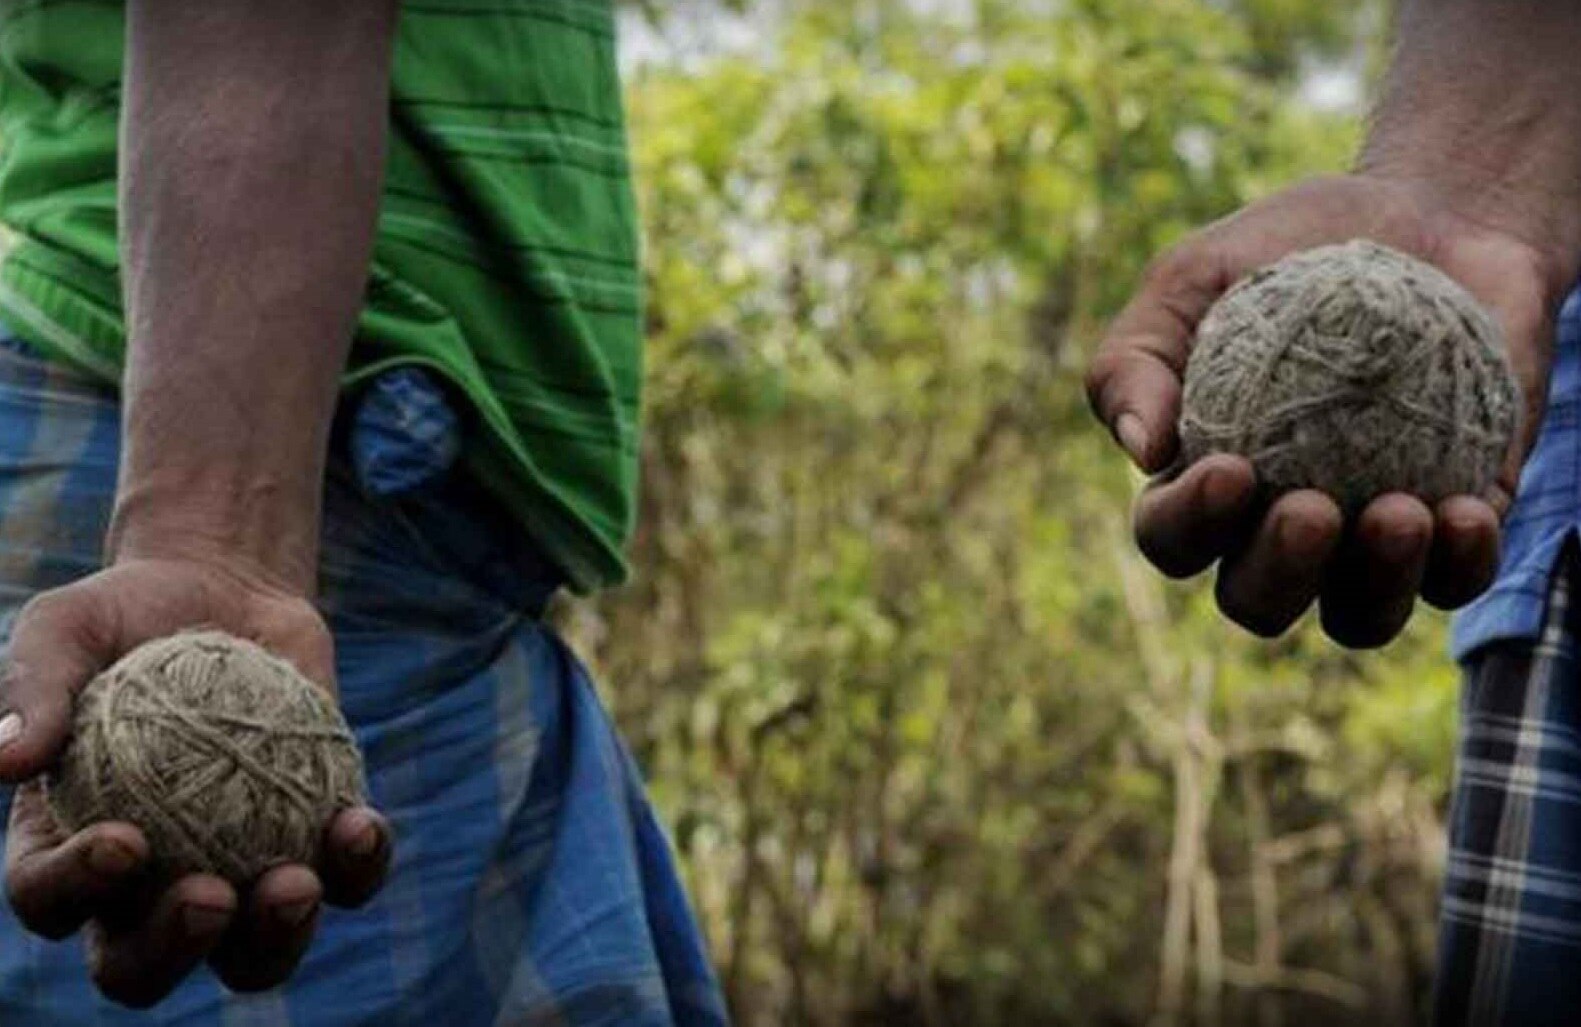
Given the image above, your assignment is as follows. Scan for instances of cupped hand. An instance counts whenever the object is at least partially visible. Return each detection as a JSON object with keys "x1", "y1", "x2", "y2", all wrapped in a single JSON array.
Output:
[
  {"x1": 1086, "y1": 173, "x2": 1570, "y2": 647},
  {"x1": 0, "y1": 556, "x2": 391, "y2": 1006}
]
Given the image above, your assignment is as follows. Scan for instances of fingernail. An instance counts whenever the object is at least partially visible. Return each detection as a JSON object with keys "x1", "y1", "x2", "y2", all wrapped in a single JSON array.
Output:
[
  {"x1": 1278, "y1": 512, "x2": 1317, "y2": 553},
  {"x1": 88, "y1": 839, "x2": 139, "y2": 877},
  {"x1": 1200, "y1": 462, "x2": 1245, "y2": 513},
  {"x1": 0, "y1": 712, "x2": 21, "y2": 751},
  {"x1": 275, "y1": 898, "x2": 318, "y2": 928},
  {"x1": 1380, "y1": 526, "x2": 1424, "y2": 563},
  {"x1": 1116, "y1": 414, "x2": 1149, "y2": 466},
  {"x1": 182, "y1": 903, "x2": 230, "y2": 939},
  {"x1": 348, "y1": 820, "x2": 381, "y2": 858}
]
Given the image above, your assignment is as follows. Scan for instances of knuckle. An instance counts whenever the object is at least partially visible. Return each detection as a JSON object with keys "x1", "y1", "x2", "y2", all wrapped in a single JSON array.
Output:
[
  {"x1": 16, "y1": 588, "x2": 81, "y2": 633},
  {"x1": 1083, "y1": 350, "x2": 1123, "y2": 414},
  {"x1": 1141, "y1": 244, "x2": 1202, "y2": 295}
]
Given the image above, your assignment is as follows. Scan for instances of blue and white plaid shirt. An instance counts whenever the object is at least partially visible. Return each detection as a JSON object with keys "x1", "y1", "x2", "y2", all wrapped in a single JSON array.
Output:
[
  {"x1": 1436, "y1": 283, "x2": 1581, "y2": 1025},
  {"x1": 1453, "y1": 287, "x2": 1581, "y2": 662}
]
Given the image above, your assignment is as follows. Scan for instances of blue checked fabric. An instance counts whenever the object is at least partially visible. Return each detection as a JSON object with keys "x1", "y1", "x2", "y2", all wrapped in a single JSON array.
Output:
[
  {"x1": 1437, "y1": 542, "x2": 1581, "y2": 1026},
  {"x1": 0, "y1": 337, "x2": 728, "y2": 1027},
  {"x1": 1435, "y1": 279, "x2": 1581, "y2": 1025}
]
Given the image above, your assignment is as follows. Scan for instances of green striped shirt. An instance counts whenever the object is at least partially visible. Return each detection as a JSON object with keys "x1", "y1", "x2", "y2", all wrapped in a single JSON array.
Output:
[{"x1": 0, "y1": 0, "x2": 643, "y2": 590}]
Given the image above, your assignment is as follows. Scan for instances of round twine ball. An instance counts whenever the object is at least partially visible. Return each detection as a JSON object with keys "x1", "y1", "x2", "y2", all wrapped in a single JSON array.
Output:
[
  {"x1": 1179, "y1": 240, "x2": 1518, "y2": 512},
  {"x1": 47, "y1": 630, "x2": 366, "y2": 885}
]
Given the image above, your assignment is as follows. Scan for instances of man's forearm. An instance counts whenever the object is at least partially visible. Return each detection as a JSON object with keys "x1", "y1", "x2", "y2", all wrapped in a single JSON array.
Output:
[
  {"x1": 109, "y1": 1, "x2": 399, "y2": 594},
  {"x1": 1360, "y1": 0, "x2": 1581, "y2": 275}
]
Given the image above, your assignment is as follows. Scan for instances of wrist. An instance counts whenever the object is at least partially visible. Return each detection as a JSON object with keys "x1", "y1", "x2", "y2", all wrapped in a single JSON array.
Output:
[
  {"x1": 1355, "y1": 156, "x2": 1581, "y2": 293},
  {"x1": 1357, "y1": 1, "x2": 1581, "y2": 287},
  {"x1": 107, "y1": 473, "x2": 321, "y2": 596},
  {"x1": 111, "y1": 359, "x2": 336, "y2": 598}
]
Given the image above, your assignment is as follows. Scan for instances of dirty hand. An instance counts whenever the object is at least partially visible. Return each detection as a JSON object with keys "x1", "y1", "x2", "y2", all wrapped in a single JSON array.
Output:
[
  {"x1": 0, "y1": 555, "x2": 391, "y2": 1006},
  {"x1": 1086, "y1": 173, "x2": 1567, "y2": 647}
]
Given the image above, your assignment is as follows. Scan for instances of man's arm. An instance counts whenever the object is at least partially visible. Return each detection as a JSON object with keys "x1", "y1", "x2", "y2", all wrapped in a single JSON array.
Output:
[
  {"x1": 1087, "y1": 0, "x2": 1581, "y2": 647},
  {"x1": 112, "y1": 0, "x2": 398, "y2": 593},
  {"x1": 1361, "y1": 0, "x2": 1581, "y2": 264},
  {"x1": 1, "y1": 0, "x2": 398, "y2": 1007}
]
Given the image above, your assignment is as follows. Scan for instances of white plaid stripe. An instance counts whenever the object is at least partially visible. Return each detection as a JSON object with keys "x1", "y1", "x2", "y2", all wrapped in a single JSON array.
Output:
[{"x1": 1437, "y1": 545, "x2": 1581, "y2": 1025}]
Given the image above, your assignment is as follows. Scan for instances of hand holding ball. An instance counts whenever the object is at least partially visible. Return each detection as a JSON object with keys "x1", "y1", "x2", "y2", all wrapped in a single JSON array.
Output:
[
  {"x1": 47, "y1": 631, "x2": 365, "y2": 886},
  {"x1": 1179, "y1": 240, "x2": 1518, "y2": 511}
]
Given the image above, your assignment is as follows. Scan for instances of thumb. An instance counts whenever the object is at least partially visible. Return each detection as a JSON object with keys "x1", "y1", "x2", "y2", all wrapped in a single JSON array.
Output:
[
  {"x1": 1087, "y1": 245, "x2": 1232, "y2": 474},
  {"x1": 0, "y1": 590, "x2": 112, "y2": 784}
]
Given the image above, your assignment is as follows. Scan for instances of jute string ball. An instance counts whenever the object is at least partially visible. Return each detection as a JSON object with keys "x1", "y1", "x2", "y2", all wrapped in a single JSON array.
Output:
[
  {"x1": 1179, "y1": 240, "x2": 1518, "y2": 512},
  {"x1": 47, "y1": 631, "x2": 365, "y2": 885}
]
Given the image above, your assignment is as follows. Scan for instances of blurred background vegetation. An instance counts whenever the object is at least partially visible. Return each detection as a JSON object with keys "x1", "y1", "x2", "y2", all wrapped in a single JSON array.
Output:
[{"x1": 560, "y1": 1, "x2": 1456, "y2": 1023}]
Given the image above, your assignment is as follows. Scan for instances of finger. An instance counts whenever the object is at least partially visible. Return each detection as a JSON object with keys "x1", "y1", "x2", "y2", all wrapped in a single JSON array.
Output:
[
  {"x1": 319, "y1": 806, "x2": 391, "y2": 909},
  {"x1": 1215, "y1": 490, "x2": 1344, "y2": 638},
  {"x1": 210, "y1": 864, "x2": 321, "y2": 992},
  {"x1": 1422, "y1": 496, "x2": 1501, "y2": 610},
  {"x1": 0, "y1": 589, "x2": 113, "y2": 783},
  {"x1": 1088, "y1": 246, "x2": 1231, "y2": 472},
  {"x1": 1086, "y1": 347, "x2": 1183, "y2": 472},
  {"x1": 1319, "y1": 493, "x2": 1434, "y2": 649},
  {"x1": 6, "y1": 784, "x2": 151, "y2": 941},
  {"x1": 1133, "y1": 454, "x2": 1258, "y2": 579},
  {"x1": 87, "y1": 874, "x2": 236, "y2": 1009}
]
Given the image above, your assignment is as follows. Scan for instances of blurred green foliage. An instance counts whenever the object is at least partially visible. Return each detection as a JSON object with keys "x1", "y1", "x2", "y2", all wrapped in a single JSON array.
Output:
[{"x1": 565, "y1": 2, "x2": 1452, "y2": 1023}]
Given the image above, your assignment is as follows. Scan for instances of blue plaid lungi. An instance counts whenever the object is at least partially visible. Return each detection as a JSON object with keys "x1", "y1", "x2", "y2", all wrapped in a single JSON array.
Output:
[{"x1": 0, "y1": 336, "x2": 728, "y2": 1026}]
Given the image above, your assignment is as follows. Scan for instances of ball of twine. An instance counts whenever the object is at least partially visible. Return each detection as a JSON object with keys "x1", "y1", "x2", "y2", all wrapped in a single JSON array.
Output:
[
  {"x1": 47, "y1": 630, "x2": 366, "y2": 885},
  {"x1": 1179, "y1": 240, "x2": 1518, "y2": 512}
]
